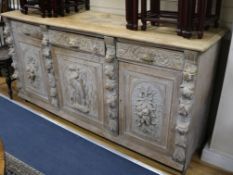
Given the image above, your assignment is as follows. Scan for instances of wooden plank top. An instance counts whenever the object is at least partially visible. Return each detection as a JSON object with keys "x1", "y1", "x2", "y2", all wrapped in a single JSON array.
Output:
[
  {"x1": 1, "y1": 10, "x2": 226, "y2": 52},
  {"x1": 0, "y1": 139, "x2": 4, "y2": 175}
]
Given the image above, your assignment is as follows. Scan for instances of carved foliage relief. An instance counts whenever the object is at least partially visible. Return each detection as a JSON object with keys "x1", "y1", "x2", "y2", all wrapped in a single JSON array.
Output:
[
  {"x1": 41, "y1": 25, "x2": 59, "y2": 107},
  {"x1": 4, "y1": 20, "x2": 22, "y2": 91},
  {"x1": 25, "y1": 55, "x2": 40, "y2": 89},
  {"x1": 63, "y1": 63, "x2": 98, "y2": 119},
  {"x1": 104, "y1": 37, "x2": 118, "y2": 134},
  {"x1": 49, "y1": 30, "x2": 105, "y2": 56},
  {"x1": 20, "y1": 43, "x2": 45, "y2": 96},
  {"x1": 117, "y1": 43, "x2": 184, "y2": 70},
  {"x1": 173, "y1": 51, "x2": 198, "y2": 164},
  {"x1": 131, "y1": 82, "x2": 164, "y2": 140}
]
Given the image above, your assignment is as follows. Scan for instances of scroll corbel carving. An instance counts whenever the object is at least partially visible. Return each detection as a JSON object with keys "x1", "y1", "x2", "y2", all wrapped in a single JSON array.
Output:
[{"x1": 104, "y1": 36, "x2": 118, "y2": 135}]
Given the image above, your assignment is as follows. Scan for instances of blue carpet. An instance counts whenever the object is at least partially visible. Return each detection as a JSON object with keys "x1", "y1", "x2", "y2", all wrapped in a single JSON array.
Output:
[{"x1": 0, "y1": 96, "x2": 159, "y2": 175}]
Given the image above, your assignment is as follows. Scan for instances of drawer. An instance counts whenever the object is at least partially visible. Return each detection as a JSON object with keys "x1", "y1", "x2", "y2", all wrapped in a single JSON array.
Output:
[
  {"x1": 117, "y1": 42, "x2": 185, "y2": 70},
  {"x1": 49, "y1": 30, "x2": 105, "y2": 56},
  {"x1": 11, "y1": 21, "x2": 42, "y2": 39}
]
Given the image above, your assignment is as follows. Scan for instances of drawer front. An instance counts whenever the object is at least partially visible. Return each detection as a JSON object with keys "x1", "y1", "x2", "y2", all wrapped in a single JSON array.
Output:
[
  {"x1": 49, "y1": 30, "x2": 105, "y2": 56},
  {"x1": 11, "y1": 21, "x2": 42, "y2": 39},
  {"x1": 119, "y1": 62, "x2": 182, "y2": 166},
  {"x1": 117, "y1": 42, "x2": 185, "y2": 70}
]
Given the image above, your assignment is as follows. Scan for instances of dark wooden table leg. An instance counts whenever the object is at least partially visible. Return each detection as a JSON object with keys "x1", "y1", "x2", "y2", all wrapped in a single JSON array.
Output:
[
  {"x1": 85, "y1": 0, "x2": 90, "y2": 10},
  {"x1": 181, "y1": 0, "x2": 195, "y2": 38},
  {"x1": 65, "y1": 0, "x2": 70, "y2": 14},
  {"x1": 47, "y1": 0, "x2": 52, "y2": 17},
  {"x1": 125, "y1": 0, "x2": 139, "y2": 30},
  {"x1": 141, "y1": 0, "x2": 147, "y2": 30},
  {"x1": 197, "y1": 0, "x2": 207, "y2": 39},
  {"x1": 177, "y1": 0, "x2": 183, "y2": 36},
  {"x1": 6, "y1": 68, "x2": 13, "y2": 99},
  {"x1": 20, "y1": 0, "x2": 27, "y2": 14},
  {"x1": 0, "y1": 58, "x2": 13, "y2": 99},
  {"x1": 51, "y1": 0, "x2": 58, "y2": 17},
  {"x1": 215, "y1": 0, "x2": 222, "y2": 27},
  {"x1": 74, "y1": 0, "x2": 79, "y2": 12},
  {"x1": 57, "y1": 0, "x2": 65, "y2": 16},
  {"x1": 39, "y1": 0, "x2": 46, "y2": 17},
  {"x1": 150, "y1": 0, "x2": 160, "y2": 26}
]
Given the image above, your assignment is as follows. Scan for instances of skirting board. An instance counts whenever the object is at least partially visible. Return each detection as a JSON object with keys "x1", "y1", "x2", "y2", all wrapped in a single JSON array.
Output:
[{"x1": 201, "y1": 144, "x2": 233, "y2": 173}]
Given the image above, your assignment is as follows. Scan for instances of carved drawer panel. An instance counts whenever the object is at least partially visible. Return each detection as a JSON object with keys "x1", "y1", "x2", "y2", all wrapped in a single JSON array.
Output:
[
  {"x1": 49, "y1": 30, "x2": 105, "y2": 56},
  {"x1": 11, "y1": 21, "x2": 42, "y2": 39},
  {"x1": 14, "y1": 38, "x2": 49, "y2": 102},
  {"x1": 117, "y1": 42, "x2": 185, "y2": 70},
  {"x1": 119, "y1": 62, "x2": 182, "y2": 166},
  {"x1": 53, "y1": 47, "x2": 104, "y2": 127}
]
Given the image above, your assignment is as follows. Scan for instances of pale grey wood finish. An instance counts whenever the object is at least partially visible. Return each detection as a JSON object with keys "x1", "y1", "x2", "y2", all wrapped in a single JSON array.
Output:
[
  {"x1": 11, "y1": 24, "x2": 49, "y2": 104},
  {"x1": 52, "y1": 47, "x2": 105, "y2": 130},
  {"x1": 4, "y1": 18, "x2": 222, "y2": 173},
  {"x1": 119, "y1": 61, "x2": 183, "y2": 169}
]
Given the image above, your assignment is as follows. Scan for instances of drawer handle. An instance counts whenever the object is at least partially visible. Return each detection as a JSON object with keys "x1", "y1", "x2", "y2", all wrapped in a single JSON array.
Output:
[
  {"x1": 68, "y1": 38, "x2": 80, "y2": 49},
  {"x1": 70, "y1": 45, "x2": 80, "y2": 49},
  {"x1": 140, "y1": 54, "x2": 154, "y2": 63},
  {"x1": 23, "y1": 32, "x2": 30, "y2": 36}
]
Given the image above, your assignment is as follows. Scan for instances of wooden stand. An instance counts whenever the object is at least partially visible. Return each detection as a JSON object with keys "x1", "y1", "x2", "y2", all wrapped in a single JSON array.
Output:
[
  {"x1": 20, "y1": 0, "x2": 90, "y2": 17},
  {"x1": 126, "y1": 0, "x2": 222, "y2": 38}
]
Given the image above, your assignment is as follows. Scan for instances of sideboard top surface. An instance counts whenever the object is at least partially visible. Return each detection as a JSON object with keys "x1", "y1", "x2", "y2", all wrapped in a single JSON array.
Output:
[{"x1": 1, "y1": 10, "x2": 225, "y2": 52}]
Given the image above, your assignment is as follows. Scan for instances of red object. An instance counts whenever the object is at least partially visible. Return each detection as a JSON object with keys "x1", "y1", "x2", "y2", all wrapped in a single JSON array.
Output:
[{"x1": 125, "y1": 0, "x2": 222, "y2": 39}]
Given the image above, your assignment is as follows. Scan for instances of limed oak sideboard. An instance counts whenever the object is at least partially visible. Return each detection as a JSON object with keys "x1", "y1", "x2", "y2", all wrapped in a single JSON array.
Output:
[{"x1": 1, "y1": 10, "x2": 225, "y2": 173}]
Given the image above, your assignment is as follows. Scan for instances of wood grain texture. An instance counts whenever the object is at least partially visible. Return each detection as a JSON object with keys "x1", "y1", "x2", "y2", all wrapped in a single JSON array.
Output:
[{"x1": 1, "y1": 10, "x2": 225, "y2": 52}]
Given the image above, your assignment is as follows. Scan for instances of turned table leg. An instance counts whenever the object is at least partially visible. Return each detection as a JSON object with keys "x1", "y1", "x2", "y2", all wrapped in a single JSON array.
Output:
[
  {"x1": 197, "y1": 0, "x2": 207, "y2": 39},
  {"x1": 39, "y1": 0, "x2": 46, "y2": 17},
  {"x1": 85, "y1": 0, "x2": 90, "y2": 10},
  {"x1": 181, "y1": 0, "x2": 195, "y2": 38},
  {"x1": 125, "y1": 0, "x2": 139, "y2": 30},
  {"x1": 20, "y1": 0, "x2": 28, "y2": 14},
  {"x1": 74, "y1": 0, "x2": 79, "y2": 12},
  {"x1": 177, "y1": 0, "x2": 183, "y2": 36},
  {"x1": 215, "y1": 0, "x2": 222, "y2": 27},
  {"x1": 141, "y1": 0, "x2": 147, "y2": 30},
  {"x1": 57, "y1": 0, "x2": 65, "y2": 16},
  {"x1": 150, "y1": 0, "x2": 160, "y2": 26}
]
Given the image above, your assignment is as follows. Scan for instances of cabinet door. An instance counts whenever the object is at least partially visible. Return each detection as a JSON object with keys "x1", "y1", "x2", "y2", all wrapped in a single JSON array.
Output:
[
  {"x1": 14, "y1": 37, "x2": 49, "y2": 103},
  {"x1": 52, "y1": 47, "x2": 104, "y2": 130},
  {"x1": 119, "y1": 62, "x2": 182, "y2": 167}
]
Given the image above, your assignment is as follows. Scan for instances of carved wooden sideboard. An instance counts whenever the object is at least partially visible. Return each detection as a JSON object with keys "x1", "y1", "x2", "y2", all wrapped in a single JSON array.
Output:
[{"x1": 1, "y1": 11, "x2": 225, "y2": 173}]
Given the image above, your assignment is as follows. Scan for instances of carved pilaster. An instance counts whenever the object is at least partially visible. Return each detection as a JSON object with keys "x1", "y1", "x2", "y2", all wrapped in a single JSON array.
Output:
[
  {"x1": 104, "y1": 37, "x2": 118, "y2": 135},
  {"x1": 4, "y1": 19, "x2": 22, "y2": 92},
  {"x1": 173, "y1": 50, "x2": 198, "y2": 164},
  {"x1": 41, "y1": 25, "x2": 58, "y2": 107}
]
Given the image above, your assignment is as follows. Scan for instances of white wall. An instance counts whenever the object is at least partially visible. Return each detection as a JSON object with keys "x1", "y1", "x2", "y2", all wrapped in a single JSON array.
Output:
[
  {"x1": 90, "y1": 0, "x2": 233, "y2": 29},
  {"x1": 221, "y1": 0, "x2": 233, "y2": 29},
  {"x1": 201, "y1": 29, "x2": 233, "y2": 172}
]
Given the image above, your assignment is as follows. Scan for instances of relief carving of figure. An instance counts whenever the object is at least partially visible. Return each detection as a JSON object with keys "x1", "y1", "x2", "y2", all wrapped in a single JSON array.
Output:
[{"x1": 65, "y1": 65, "x2": 97, "y2": 116}]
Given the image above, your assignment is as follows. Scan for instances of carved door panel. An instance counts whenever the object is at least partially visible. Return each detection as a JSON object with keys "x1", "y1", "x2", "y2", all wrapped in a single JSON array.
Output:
[
  {"x1": 119, "y1": 62, "x2": 182, "y2": 163},
  {"x1": 13, "y1": 37, "x2": 49, "y2": 102},
  {"x1": 53, "y1": 47, "x2": 104, "y2": 128}
]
